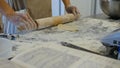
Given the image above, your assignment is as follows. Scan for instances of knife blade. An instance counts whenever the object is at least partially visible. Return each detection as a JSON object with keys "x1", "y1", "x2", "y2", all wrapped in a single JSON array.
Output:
[{"x1": 60, "y1": 42, "x2": 106, "y2": 56}]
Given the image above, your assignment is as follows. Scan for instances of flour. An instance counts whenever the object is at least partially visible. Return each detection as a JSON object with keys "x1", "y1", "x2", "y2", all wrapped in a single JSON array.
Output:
[
  {"x1": 12, "y1": 18, "x2": 120, "y2": 56},
  {"x1": 11, "y1": 42, "x2": 120, "y2": 68}
]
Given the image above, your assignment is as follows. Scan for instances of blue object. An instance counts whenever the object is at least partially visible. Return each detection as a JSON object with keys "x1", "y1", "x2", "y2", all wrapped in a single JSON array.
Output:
[
  {"x1": 118, "y1": 45, "x2": 120, "y2": 60},
  {"x1": 101, "y1": 30, "x2": 120, "y2": 59},
  {"x1": 101, "y1": 31, "x2": 120, "y2": 47},
  {"x1": 119, "y1": 46, "x2": 120, "y2": 53}
]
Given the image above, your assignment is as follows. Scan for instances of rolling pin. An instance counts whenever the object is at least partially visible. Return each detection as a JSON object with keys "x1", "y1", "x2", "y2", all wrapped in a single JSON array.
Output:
[
  {"x1": 18, "y1": 14, "x2": 76, "y2": 31},
  {"x1": 36, "y1": 14, "x2": 76, "y2": 29}
]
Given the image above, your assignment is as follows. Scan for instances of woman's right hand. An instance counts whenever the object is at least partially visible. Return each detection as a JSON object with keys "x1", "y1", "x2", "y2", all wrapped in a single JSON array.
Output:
[
  {"x1": 6, "y1": 13, "x2": 29, "y2": 31},
  {"x1": 0, "y1": 0, "x2": 37, "y2": 32},
  {"x1": 6, "y1": 11, "x2": 37, "y2": 32}
]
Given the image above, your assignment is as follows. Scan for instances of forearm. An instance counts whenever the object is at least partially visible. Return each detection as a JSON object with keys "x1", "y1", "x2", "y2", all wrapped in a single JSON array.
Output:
[
  {"x1": 62, "y1": 0, "x2": 71, "y2": 8},
  {"x1": 0, "y1": 0, "x2": 15, "y2": 15}
]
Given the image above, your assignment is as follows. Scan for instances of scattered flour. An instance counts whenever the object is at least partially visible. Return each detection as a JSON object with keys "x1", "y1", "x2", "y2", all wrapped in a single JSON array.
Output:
[{"x1": 12, "y1": 18, "x2": 120, "y2": 55}]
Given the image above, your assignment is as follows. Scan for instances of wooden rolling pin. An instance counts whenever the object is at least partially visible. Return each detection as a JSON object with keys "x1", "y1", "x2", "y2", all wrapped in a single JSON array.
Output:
[
  {"x1": 18, "y1": 14, "x2": 76, "y2": 31},
  {"x1": 36, "y1": 14, "x2": 76, "y2": 29}
]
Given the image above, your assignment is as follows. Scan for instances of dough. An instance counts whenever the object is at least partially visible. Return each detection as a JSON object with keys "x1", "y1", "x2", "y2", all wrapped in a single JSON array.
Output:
[{"x1": 57, "y1": 24, "x2": 79, "y2": 32}]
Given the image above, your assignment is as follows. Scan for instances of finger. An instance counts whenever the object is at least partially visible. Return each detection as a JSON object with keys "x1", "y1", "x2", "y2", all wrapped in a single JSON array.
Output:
[
  {"x1": 73, "y1": 8, "x2": 80, "y2": 20},
  {"x1": 26, "y1": 12, "x2": 37, "y2": 30},
  {"x1": 76, "y1": 8, "x2": 80, "y2": 15},
  {"x1": 18, "y1": 16, "x2": 29, "y2": 31},
  {"x1": 72, "y1": 8, "x2": 77, "y2": 16},
  {"x1": 18, "y1": 15, "x2": 32, "y2": 31},
  {"x1": 75, "y1": 10, "x2": 80, "y2": 19},
  {"x1": 76, "y1": 9, "x2": 80, "y2": 15},
  {"x1": 18, "y1": 18, "x2": 29, "y2": 31},
  {"x1": 19, "y1": 15, "x2": 32, "y2": 31}
]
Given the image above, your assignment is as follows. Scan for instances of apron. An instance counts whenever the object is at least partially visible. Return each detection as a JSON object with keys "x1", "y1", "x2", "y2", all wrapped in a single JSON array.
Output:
[
  {"x1": 2, "y1": 0, "x2": 51, "y2": 34},
  {"x1": 26, "y1": 0, "x2": 51, "y2": 19}
]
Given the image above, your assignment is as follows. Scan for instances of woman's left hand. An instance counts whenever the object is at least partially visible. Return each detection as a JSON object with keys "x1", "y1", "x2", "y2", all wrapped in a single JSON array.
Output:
[{"x1": 65, "y1": 5, "x2": 80, "y2": 19}]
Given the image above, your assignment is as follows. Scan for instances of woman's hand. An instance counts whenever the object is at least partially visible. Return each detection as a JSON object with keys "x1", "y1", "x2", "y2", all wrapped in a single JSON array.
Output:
[
  {"x1": 65, "y1": 5, "x2": 80, "y2": 19},
  {"x1": 6, "y1": 11, "x2": 37, "y2": 31}
]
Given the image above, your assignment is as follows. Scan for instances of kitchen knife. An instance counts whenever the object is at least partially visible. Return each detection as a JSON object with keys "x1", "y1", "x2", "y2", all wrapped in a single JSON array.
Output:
[{"x1": 60, "y1": 42, "x2": 108, "y2": 57}]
